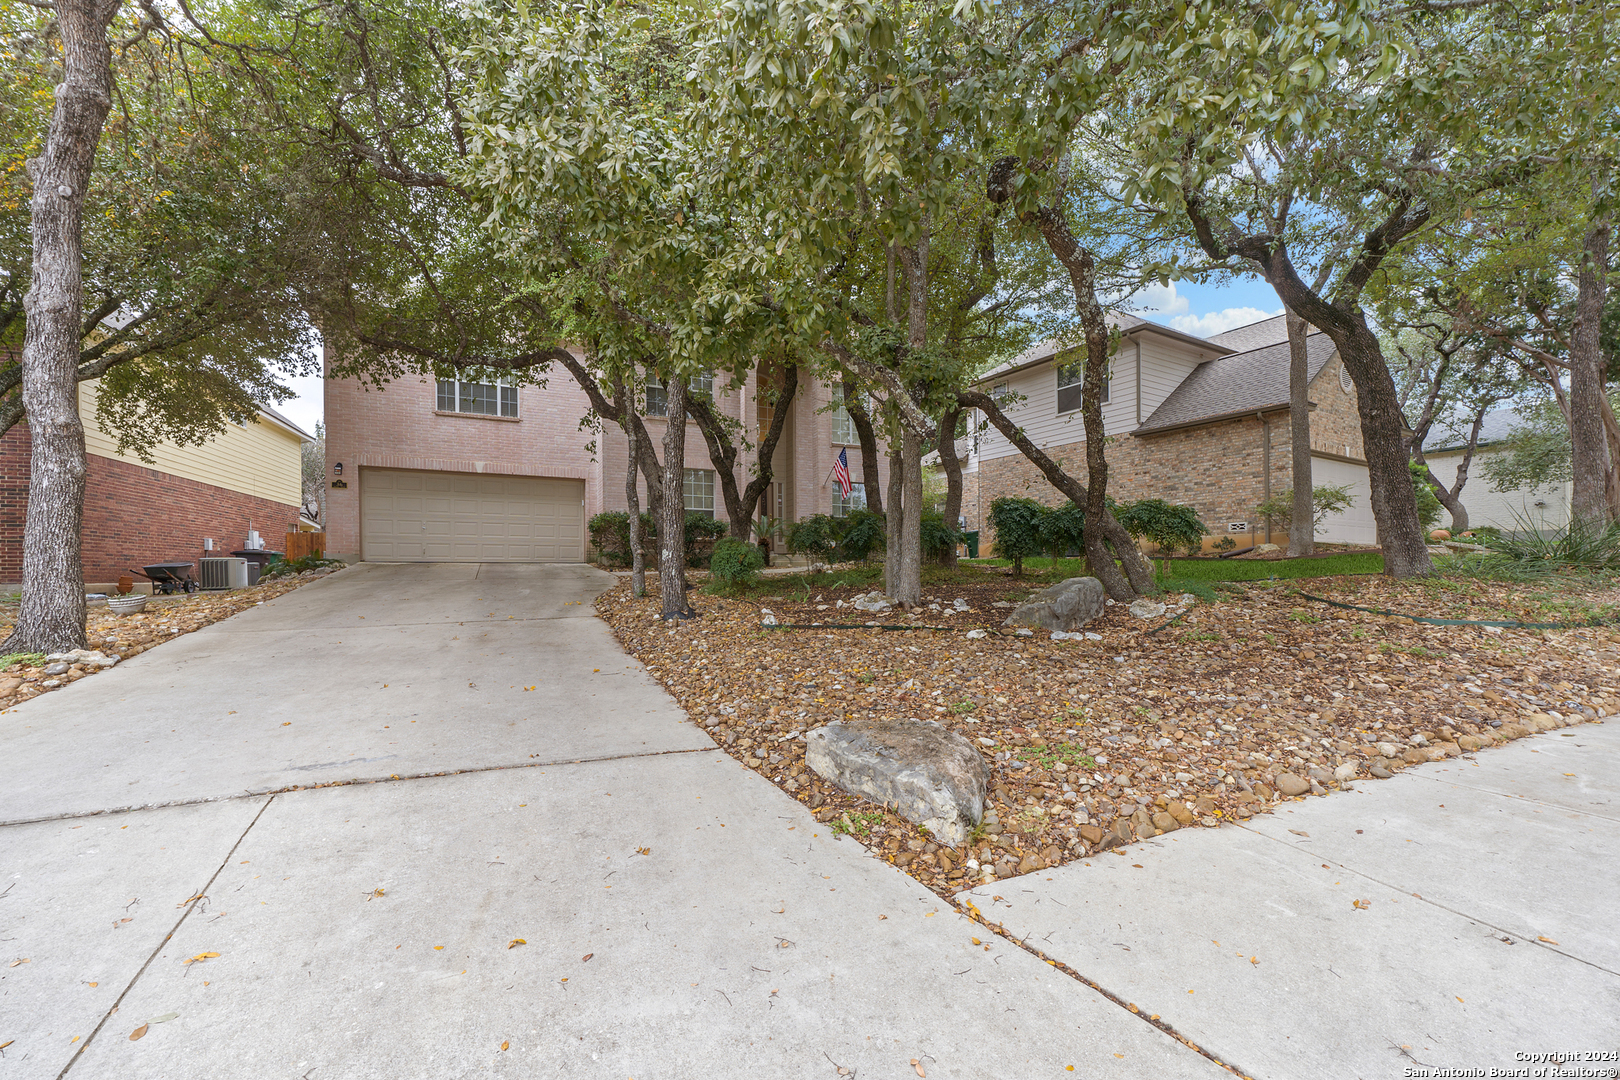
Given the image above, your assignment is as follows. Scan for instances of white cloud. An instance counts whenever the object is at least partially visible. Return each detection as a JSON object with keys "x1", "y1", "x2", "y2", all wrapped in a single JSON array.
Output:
[
  {"x1": 1169, "y1": 306, "x2": 1284, "y2": 338},
  {"x1": 1132, "y1": 280, "x2": 1189, "y2": 316}
]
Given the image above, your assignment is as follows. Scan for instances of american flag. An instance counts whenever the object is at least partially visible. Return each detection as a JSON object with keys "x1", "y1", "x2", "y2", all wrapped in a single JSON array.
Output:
[{"x1": 832, "y1": 447, "x2": 853, "y2": 499}]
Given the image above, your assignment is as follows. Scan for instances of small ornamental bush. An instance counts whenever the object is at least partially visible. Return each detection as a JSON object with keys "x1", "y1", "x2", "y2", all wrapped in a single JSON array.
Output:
[
  {"x1": 707, "y1": 537, "x2": 765, "y2": 589},
  {"x1": 988, "y1": 497, "x2": 1049, "y2": 576},
  {"x1": 684, "y1": 513, "x2": 729, "y2": 568},
  {"x1": 786, "y1": 514, "x2": 840, "y2": 562},
  {"x1": 920, "y1": 510, "x2": 962, "y2": 563},
  {"x1": 1039, "y1": 500, "x2": 1088, "y2": 559},
  {"x1": 836, "y1": 509, "x2": 887, "y2": 562},
  {"x1": 1116, "y1": 499, "x2": 1209, "y2": 570}
]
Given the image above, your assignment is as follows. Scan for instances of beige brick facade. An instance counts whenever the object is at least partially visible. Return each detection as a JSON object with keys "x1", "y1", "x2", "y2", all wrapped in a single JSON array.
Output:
[{"x1": 975, "y1": 358, "x2": 1367, "y2": 554}]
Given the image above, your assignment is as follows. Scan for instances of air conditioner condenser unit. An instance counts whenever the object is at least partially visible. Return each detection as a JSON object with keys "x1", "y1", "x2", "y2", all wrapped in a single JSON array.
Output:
[{"x1": 200, "y1": 557, "x2": 249, "y2": 590}]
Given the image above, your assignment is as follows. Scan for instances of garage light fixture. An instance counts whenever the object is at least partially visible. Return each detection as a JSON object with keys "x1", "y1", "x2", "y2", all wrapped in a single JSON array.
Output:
[{"x1": 334, "y1": 462, "x2": 344, "y2": 475}]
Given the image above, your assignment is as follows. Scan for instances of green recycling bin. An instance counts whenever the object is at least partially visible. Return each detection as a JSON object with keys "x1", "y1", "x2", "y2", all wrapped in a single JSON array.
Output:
[{"x1": 964, "y1": 530, "x2": 980, "y2": 559}]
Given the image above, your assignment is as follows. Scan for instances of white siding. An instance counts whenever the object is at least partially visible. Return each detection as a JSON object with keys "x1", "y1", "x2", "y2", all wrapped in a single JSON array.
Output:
[
  {"x1": 1311, "y1": 457, "x2": 1377, "y2": 545},
  {"x1": 975, "y1": 331, "x2": 1219, "y2": 462},
  {"x1": 1424, "y1": 449, "x2": 1571, "y2": 532}
]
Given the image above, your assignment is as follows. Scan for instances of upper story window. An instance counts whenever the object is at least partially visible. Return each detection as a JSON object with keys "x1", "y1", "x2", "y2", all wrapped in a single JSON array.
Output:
[
  {"x1": 831, "y1": 383, "x2": 861, "y2": 445},
  {"x1": 437, "y1": 378, "x2": 517, "y2": 418},
  {"x1": 646, "y1": 371, "x2": 712, "y2": 417},
  {"x1": 1056, "y1": 357, "x2": 1108, "y2": 413}
]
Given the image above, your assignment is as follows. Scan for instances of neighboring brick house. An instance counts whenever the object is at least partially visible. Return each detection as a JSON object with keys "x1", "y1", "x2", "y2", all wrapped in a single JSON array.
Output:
[
  {"x1": 0, "y1": 381, "x2": 311, "y2": 590},
  {"x1": 322, "y1": 348, "x2": 889, "y2": 563},
  {"x1": 968, "y1": 314, "x2": 1376, "y2": 551}
]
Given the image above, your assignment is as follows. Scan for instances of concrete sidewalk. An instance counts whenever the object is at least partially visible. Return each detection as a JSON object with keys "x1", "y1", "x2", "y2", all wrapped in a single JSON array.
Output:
[
  {"x1": 959, "y1": 722, "x2": 1620, "y2": 1078},
  {"x1": 2, "y1": 564, "x2": 1226, "y2": 1080}
]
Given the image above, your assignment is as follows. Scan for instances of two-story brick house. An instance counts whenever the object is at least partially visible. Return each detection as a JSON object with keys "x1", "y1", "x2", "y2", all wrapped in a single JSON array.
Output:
[
  {"x1": 967, "y1": 314, "x2": 1376, "y2": 550},
  {"x1": 321, "y1": 350, "x2": 888, "y2": 563}
]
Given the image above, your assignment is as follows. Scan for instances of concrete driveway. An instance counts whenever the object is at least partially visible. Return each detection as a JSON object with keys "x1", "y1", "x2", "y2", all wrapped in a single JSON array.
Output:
[{"x1": 1, "y1": 564, "x2": 1227, "y2": 1080}]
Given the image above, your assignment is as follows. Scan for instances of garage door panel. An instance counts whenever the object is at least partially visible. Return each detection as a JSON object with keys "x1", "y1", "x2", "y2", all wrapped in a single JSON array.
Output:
[{"x1": 361, "y1": 469, "x2": 584, "y2": 563}]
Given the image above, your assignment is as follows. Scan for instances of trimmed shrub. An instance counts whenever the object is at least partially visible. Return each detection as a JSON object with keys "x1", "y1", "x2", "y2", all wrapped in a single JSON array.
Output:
[
  {"x1": 1039, "y1": 501, "x2": 1088, "y2": 559},
  {"x1": 920, "y1": 510, "x2": 963, "y2": 563},
  {"x1": 988, "y1": 497, "x2": 1049, "y2": 576},
  {"x1": 707, "y1": 537, "x2": 765, "y2": 588},
  {"x1": 837, "y1": 509, "x2": 887, "y2": 562},
  {"x1": 786, "y1": 514, "x2": 841, "y2": 563},
  {"x1": 1116, "y1": 499, "x2": 1209, "y2": 560},
  {"x1": 684, "y1": 512, "x2": 729, "y2": 568},
  {"x1": 588, "y1": 511, "x2": 653, "y2": 567}
]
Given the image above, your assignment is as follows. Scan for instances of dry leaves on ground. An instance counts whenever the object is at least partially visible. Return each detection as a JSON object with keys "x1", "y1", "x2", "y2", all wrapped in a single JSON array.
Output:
[{"x1": 597, "y1": 568, "x2": 1617, "y2": 900}]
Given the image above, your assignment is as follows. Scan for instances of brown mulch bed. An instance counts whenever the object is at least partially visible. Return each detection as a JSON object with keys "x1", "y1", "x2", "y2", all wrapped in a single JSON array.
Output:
[
  {"x1": 0, "y1": 569, "x2": 342, "y2": 710},
  {"x1": 597, "y1": 571, "x2": 1619, "y2": 900}
]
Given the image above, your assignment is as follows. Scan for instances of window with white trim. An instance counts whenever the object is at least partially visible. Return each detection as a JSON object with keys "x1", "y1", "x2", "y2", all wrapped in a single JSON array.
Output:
[
  {"x1": 1056, "y1": 356, "x2": 1108, "y2": 413},
  {"x1": 645, "y1": 370, "x2": 668, "y2": 417},
  {"x1": 831, "y1": 383, "x2": 860, "y2": 445},
  {"x1": 832, "y1": 482, "x2": 866, "y2": 518},
  {"x1": 437, "y1": 378, "x2": 517, "y2": 417},
  {"x1": 683, "y1": 468, "x2": 716, "y2": 516},
  {"x1": 688, "y1": 371, "x2": 714, "y2": 397}
]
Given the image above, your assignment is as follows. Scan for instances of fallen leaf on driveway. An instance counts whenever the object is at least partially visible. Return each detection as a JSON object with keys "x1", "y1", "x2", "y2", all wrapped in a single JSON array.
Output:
[
  {"x1": 181, "y1": 953, "x2": 218, "y2": 965},
  {"x1": 911, "y1": 1058, "x2": 925, "y2": 1077},
  {"x1": 636, "y1": 847, "x2": 651, "y2": 856},
  {"x1": 7, "y1": 959, "x2": 27, "y2": 967},
  {"x1": 1289, "y1": 830, "x2": 1309, "y2": 837},
  {"x1": 1352, "y1": 899, "x2": 1371, "y2": 910},
  {"x1": 581, "y1": 953, "x2": 593, "y2": 962},
  {"x1": 1538, "y1": 935, "x2": 1560, "y2": 944},
  {"x1": 500, "y1": 1041, "x2": 509, "y2": 1051},
  {"x1": 508, "y1": 939, "x2": 526, "y2": 949},
  {"x1": 149, "y1": 1013, "x2": 178, "y2": 1024},
  {"x1": 129, "y1": 1026, "x2": 148, "y2": 1041}
]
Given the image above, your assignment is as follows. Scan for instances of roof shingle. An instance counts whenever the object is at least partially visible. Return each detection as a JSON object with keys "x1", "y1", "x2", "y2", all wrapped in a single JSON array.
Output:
[{"x1": 1134, "y1": 332, "x2": 1338, "y2": 434}]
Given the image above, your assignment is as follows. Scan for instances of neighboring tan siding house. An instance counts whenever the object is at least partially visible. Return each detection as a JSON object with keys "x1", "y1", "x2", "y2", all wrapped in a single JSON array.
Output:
[
  {"x1": 322, "y1": 347, "x2": 890, "y2": 563},
  {"x1": 971, "y1": 314, "x2": 1377, "y2": 551},
  {"x1": 0, "y1": 380, "x2": 309, "y2": 589}
]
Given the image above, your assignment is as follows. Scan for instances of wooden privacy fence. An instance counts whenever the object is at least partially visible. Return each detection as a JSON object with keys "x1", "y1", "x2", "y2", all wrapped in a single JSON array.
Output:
[{"x1": 284, "y1": 532, "x2": 326, "y2": 560}]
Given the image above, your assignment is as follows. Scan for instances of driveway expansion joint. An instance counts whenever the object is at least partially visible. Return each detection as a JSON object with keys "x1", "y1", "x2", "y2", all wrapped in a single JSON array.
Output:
[
  {"x1": 55, "y1": 796, "x2": 277, "y2": 1079},
  {"x1": 1234, "y1": 821, "x2": 1620, "y2": 977},
  {"x1": 953, "y1": 894, "x2": 1258, "y2": 1078},
  {"x1": 0, "y1": 746, "x2": 720, "y2": 828}
]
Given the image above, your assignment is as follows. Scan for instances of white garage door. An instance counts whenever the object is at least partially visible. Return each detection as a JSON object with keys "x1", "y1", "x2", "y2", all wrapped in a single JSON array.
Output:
[
  {"x1": 361, "y1": 469, "x2": 585, "y2": 562},
  {"x1": 1311, "y1": 457, "x2": 1377, "y2": 546}
]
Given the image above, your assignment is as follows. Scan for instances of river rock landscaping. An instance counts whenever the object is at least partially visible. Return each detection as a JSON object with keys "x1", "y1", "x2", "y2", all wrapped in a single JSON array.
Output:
[{"x1": 596, "y1": 568, "x2": 1619, "y2": 900}]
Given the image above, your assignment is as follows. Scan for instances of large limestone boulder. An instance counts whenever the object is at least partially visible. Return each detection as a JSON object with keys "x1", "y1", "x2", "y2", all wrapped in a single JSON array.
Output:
[
  {"x1": 804, "y1": 719, "x2": 989, "y2": 847},
  {"x1": 1003, "y1": 576, "x2": 1106, "y2": 633}
]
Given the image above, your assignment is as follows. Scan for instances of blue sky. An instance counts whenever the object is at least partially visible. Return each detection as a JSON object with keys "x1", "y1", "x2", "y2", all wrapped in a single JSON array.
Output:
[{"x1": 270, "y1": 279, "x2": 1284, "y2": 435}]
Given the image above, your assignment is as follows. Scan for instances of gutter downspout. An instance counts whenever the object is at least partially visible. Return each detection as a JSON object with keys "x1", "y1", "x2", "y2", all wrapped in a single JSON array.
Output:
[{"x1": 1257, "y1": 411, "x2": 1272, "y2": 547}]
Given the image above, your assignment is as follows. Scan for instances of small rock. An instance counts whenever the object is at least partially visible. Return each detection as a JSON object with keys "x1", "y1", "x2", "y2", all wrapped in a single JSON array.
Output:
[
  {"x1": 1375, "y1": 742, "x2": 1399, "y2": 757},
  {"x1": 1369, "y1": 765, "x2": 1392, "y2": 778},
  {"x1": 965, "y1": 629, "x2": 987, "y2": 639},
  {"x1": 1014, "y1": 628, "x2": 1033, "y2": 637},
  {"x1": 1275, "y1": 773, "x2": 1310, "y2": 797},
  {"x1": 1401, "y1": 748, "x2": 1428, "y2": 764},
  {"x1": 1017, "y1": 854, "x2": 1043, "y2": 874},
  {"x1": 1333, "y1": 762, "x2": 1358, "y2": 782},
  {"x1": 42, "y1": 663, "x2": 70, "y2": 676},
  {"x1": 1151, "y1": 811, "x2": 1179, "y2": 833},
  {"x1": 1254, "y1": 783, "x2": 1274, "y2": 801},
  {"x1": 1128, "y1": 599, "x2": 1167, "y2": 619},
  {"x1": 760, "y1": 613, "x2": 778, "y2": 626},
  {"x1": 1457, "y1": 735, "x2": 1481, "y2": 752},
  {"x1": 1079, "y1": 824, "x2": 1105, "y2": 844}
]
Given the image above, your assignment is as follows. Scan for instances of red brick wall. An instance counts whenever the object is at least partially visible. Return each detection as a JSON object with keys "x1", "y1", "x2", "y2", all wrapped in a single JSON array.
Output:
[{"x1": 0, "y1": 426, "x2": 301, "y2": 586}]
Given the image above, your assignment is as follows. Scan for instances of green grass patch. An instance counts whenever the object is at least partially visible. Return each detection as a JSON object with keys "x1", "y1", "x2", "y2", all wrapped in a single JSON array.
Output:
[
  {"x1": 831, "y1": 810, "x2": 887, "y2": 839},
  {"x1": 0, "y1": 652, "x2": 45, "y2": 671},
  {"x1": 1016, "y1": 742, "x2": 1096, "y2": 771},
  {"x1": 1159, "y1": 552, "x2": 1384, "y2": 581}
]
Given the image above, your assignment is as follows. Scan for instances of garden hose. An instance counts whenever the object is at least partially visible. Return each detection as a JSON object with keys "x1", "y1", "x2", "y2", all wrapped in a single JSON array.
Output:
[{"x1": 1294, "y1": 591, "x2": 1618, "y2": 631}]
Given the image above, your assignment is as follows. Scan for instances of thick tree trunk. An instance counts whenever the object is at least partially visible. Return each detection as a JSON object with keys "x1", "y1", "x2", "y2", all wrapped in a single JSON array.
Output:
[
  {"x1": 1286, "y1": 309, "x2": 1315, "y2": 556},
  {"x1": 658, "y1": 378, "x2": 692, "y2": 619},
  {"x1": 1569, "y1": 212, "x2": 1612, "y2": 529},
  {"x1": 843, "y1": 378, "x2": 883, "y2": 514},
  {"x1": 893, "y1": 428, "x2": 923, "y2": 606},
  {"x1": 955, "y1": 388, "x2": 1152, "y2": 600},
  {"x1": 4, "y1": 0, "x2": 120, "y2": 655},
  {"x1": 1336, "y1": 322, "x2": 1433, "y2": 576},
  {"x1": 883, "y1": 435, "x2": 904, "y2": 589},
  {"x1": 937, "y1": 406, "x2": 963, "y2": 568},
  {"x1": 610, "y1": 374, "x2": 647, "y2": 596},
  {"x1": 1033, "y1": 200, "x2": 1153, "y2": 599},
  {"x1": 687, "y1": 365, "x2": 798, "y2": 538}
]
